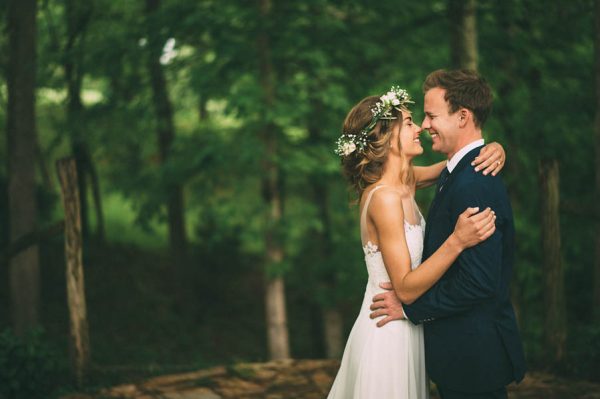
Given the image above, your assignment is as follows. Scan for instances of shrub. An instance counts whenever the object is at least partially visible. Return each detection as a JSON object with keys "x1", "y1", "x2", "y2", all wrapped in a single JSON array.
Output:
[{"x1": 0, "y1": 328, "x2": 63, "y2": 399}]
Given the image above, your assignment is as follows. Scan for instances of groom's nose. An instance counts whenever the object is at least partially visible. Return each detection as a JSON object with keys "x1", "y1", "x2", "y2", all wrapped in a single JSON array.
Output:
[{"x1": 421, "y1": 116, "x2": 431, "y2": 130}]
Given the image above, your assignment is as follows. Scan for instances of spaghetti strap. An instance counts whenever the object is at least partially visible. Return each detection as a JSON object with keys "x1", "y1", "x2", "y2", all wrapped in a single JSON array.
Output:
[{"x1": 360, "y1": 185, "x2": 387, "y2": 245}]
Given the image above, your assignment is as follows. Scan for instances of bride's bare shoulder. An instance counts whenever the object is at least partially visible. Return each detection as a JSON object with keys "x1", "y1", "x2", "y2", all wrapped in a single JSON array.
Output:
[{"x1": 368, "y1": 186, "x2": 411, "y2": 217}]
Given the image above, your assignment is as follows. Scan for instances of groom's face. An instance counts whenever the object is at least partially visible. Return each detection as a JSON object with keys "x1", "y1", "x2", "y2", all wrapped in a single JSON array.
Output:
[{"x1": 422, "y1": 87, "x2": 461, "y2": 158}]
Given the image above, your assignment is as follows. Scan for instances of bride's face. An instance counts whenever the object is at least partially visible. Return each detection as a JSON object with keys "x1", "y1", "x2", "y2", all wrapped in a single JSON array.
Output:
[{"x1": 391, "y1": 110, "x2": 423, "y2": 159}]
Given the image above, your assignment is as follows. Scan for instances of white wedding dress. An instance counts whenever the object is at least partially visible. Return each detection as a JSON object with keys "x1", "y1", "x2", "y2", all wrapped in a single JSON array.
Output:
[{"x1": 328, "y1": 185, "x2": 430, "y2": 399}]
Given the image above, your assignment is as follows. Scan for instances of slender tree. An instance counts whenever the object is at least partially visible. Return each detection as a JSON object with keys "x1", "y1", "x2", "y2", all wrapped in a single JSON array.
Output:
[
  {"x1": 64, "y1": 0, "x2": 106, "y2": 243},
  {"x1": 57, "y1": 158, "x2": 90, "y2": 385},
  {"x1": 258, "y1": 0, "x2": 290, "y2": 360},
  {"x1": 539, "y1": 159, "x2": 566, "y2": 365},
  {"x1": 307, "y1": 112, "x2": 343, "y2": 359},
  {"x1": 145, "y1": 0, "x2": 189, "y2": 278},
  {"x1": 448, "y1": 0, "x2": 478, "y2": 70},
  {"x1": 6, "y1": 0, "x2": 40, "y2": 336},
  {"x1": 489, "y1": 0, "x2": 524, "y2": 323}
]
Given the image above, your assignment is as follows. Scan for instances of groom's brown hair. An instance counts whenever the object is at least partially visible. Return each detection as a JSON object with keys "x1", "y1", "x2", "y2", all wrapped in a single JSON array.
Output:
[{"x1": 423, "y1": 69, "x2": 493, "y2": 128}]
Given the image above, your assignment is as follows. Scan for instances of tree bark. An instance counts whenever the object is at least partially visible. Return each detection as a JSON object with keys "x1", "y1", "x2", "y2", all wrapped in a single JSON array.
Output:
[
  {"x1": 6, "y1": 0, "x2": 40, "y2": 337},
  {"x1": 448, "y1": 0, "x2": 478, "y2": 70},
  {"x1": 64, "y1": 0, "x2": 105, "y2": 243},
  {"x1": 539, "y1": 159, "x2": 566, "y2": 366},
  {"x1": 593, "y1": 0, "x2": 600, "y2": 322},
  {"x1": 145, "y1": 0, "x2": 188, "y2": 272},
  {"x1": 258, "y1": 0, "x2": 290, "y2": 360},
  {"x1": 56, "y1": 158, "x2": 90, "y2": 385}
]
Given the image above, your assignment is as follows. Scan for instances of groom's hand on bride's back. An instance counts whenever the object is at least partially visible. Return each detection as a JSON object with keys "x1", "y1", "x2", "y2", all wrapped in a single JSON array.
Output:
[{"x1": 370, "y1": 282, "x2": 405, "y2": 327}]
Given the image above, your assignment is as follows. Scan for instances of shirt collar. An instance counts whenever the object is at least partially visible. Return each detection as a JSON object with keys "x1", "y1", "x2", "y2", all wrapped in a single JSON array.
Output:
[{"x1": 446, "y1": 139, "x2": 485, "y2": 173}]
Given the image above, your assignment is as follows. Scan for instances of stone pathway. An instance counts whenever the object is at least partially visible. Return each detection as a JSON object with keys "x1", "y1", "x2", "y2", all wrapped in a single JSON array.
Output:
[{"x1": 62, "y1": 359, "x2": 600, "y2": 399}]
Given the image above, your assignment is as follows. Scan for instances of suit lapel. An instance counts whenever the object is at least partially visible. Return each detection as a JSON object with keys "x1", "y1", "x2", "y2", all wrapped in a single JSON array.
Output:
[{"x1": 424, "y1": 146, "x2": 484, "y2": 252}]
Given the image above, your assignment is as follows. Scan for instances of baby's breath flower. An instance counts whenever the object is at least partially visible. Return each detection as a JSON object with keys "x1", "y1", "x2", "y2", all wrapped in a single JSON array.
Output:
[{"x1": 334, "y1": 85, "x2": 414, "y2": 158}]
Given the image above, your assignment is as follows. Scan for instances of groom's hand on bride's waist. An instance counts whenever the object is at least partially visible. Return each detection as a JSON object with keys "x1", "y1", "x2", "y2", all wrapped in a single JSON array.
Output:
[{"x1": 370, "y1": 282, "x2": 406, "y2": 327}]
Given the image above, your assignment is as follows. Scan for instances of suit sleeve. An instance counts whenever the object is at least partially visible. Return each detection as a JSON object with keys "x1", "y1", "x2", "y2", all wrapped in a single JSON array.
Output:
[{"x1": 403, "y1": 179, "x2": 504, "y2": 324}]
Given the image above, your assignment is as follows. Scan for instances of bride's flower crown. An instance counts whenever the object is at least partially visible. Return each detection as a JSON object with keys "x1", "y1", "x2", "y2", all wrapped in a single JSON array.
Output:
[{"x1": 335, "y1": 86, "x2": 414, "y2": 157}]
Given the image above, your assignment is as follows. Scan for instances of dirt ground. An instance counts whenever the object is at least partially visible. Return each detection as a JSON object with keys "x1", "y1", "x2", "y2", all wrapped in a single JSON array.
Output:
[{"x1": 62, "y1": 359, "x2": 600, "y2": 399}]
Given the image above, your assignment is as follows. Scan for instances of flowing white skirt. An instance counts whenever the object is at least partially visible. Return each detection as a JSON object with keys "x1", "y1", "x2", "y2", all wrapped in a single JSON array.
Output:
[{"x1": 327, "y1": 287, "x2": 429, "y2": 399}]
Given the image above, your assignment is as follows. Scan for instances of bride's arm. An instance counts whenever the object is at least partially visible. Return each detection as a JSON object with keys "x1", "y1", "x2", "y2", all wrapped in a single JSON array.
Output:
[
  {"x1": 370, "y1": 191, "x2": 496, "y2": 305},
  {"x1": 414, "y1": 142, "x2": 507, "y2": 189},
  {"x1": 414, "y1": 161, "x2": 446, "y2": 189}
]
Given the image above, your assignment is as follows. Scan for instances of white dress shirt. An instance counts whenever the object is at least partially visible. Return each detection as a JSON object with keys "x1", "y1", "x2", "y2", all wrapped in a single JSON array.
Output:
[{"x1": 446, "y1": 139, "x2": 485, "y2": 173}]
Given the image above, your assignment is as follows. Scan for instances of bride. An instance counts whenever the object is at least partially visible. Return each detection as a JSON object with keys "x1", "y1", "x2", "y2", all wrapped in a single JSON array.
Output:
[{"x1": 327, "y1": 87, "x2": 505, "y2": 398}]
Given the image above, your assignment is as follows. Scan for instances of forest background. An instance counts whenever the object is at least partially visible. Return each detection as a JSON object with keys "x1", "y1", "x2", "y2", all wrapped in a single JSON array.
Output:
[{"x1": 2, "y1": 0, "x2": 600, "y2": 397}]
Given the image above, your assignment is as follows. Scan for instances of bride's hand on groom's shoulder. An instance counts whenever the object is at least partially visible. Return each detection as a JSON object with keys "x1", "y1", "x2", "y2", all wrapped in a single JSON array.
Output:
[
  {"x1": 472, "y1": 142, "x2": 506, "y2": 176},
  {"x1": 370, "y1": 282, "x2": 405, "y2": 327}
]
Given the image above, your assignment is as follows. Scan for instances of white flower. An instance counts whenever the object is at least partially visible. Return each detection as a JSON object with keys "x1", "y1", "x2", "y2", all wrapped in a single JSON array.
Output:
[
  {"x1": 335, "y1": 85, "x2": 413, "y2": 157},
  {"x1": 342, "y1": 142, "x2": 356, "y2": 156}
]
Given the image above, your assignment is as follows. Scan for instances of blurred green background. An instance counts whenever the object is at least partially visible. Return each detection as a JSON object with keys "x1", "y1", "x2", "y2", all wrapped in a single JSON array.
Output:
[{"x1": 1, "y1": 0, "x2": 599, "y2": 397}]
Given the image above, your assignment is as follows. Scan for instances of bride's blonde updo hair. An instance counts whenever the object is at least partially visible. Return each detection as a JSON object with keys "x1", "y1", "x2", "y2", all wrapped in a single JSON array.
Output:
[{"x1": 341, "y1": 96, "x2": 414, "y2": 198}]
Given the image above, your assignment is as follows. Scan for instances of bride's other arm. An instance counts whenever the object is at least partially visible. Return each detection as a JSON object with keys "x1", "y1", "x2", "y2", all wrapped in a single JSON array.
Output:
[
  {"x1": 414, "y1": 142, "x2": 506, "y2": 189},
  {"x1": 369, "y1": 190, "x2": 496, "y2": 306},
  {"x1": 414, "y1": 161, "x2": 446, "y2": 189}
]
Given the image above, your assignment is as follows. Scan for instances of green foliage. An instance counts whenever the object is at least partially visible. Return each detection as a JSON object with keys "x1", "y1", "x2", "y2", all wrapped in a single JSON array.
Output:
[
  {"x1": 1, "y1": 0, "x2": 599, "y2": 389},
  {"x1": 0, "y1": 329, "x2": 64, "y2": 399}
]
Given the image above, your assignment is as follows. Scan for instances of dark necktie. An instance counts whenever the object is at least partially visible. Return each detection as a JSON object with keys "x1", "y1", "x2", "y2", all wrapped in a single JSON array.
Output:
[{"x1": 437, "y1": 167, "x2": 450, "y2": 192}]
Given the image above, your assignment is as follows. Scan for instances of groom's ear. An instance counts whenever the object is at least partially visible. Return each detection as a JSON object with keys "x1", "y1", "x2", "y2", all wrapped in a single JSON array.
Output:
[{"x1": 457, "y1": 108, "x2": 470, "y2": 128}]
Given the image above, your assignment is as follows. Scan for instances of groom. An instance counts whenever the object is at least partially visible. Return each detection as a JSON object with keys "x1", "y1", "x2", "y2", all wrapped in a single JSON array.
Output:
[{"x1": 370, "y1": 69, "x2": 526, "y2": 398}]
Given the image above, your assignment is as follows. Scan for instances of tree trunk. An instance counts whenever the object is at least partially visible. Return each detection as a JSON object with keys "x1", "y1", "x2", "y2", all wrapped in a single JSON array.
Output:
[
  {"x1": 322, "y1": 308, "x2": 343, "y2": 359},
  {"x1": 493, "y1": 1, "x2": 523, "y2": 323},
  {"x1": 258, "y1": 0, "x2": 290, "y2": 360},
  {"x1": 593, "y1": 0, "x2": 600, "y2": 322},
  {"x1": 448, "y1": 0, "x2": 478, "y2": 70},
  {"x1": 539, "y1": 159, "x2": 566, "y2": 365},
  {"x1": 1, "y1": 221, "x2": 64, "y2": 264},
  {"x1": 64, "y1": 0, "x2": 105, "y2": 242},
  {"x1": 56, "y1": 158, "x2": 90, "y2": 385},
  {"x1": 6, "y1": 0, "x2": 40, "y2": 337},
  {"x1": 308, "y1": 123, "x2": 343, "y2": 358},
  {"x1": 65, "y1": 35, "x2": 89, "y2": 238},
  {"x1": 145, "y1": 0, "x2": 188, "y2": 272}
]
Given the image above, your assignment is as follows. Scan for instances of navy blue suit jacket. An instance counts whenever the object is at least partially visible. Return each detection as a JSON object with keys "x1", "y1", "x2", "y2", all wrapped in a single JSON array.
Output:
[{"x1": 403, "y1": 146, "x2": 526, "y2": 393}]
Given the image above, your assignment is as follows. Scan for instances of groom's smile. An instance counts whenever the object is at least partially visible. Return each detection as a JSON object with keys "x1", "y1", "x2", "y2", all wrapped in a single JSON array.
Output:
[{"x1": 422, "y1": 87, "x2": 461, "y2": 157}]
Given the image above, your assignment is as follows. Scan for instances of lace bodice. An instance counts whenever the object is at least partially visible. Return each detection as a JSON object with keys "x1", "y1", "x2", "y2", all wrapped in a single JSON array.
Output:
[{"x1": 360, "y1": 185, "x2": 425, "y2": 296}]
